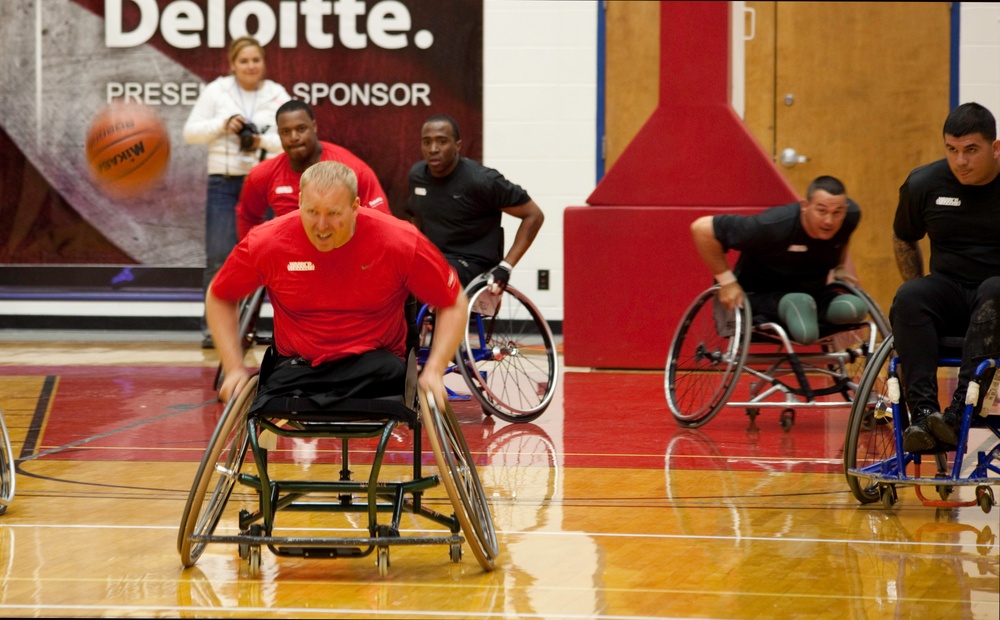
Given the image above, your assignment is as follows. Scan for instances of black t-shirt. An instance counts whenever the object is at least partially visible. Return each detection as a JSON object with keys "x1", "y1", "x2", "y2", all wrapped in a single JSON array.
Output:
[
  {"x1": 713, "y1": 200, "x2": 861, "y2": 294},
  {"x1": 894, "y1": 158, "x2": 1000, "y2": 286},
  {"x1": 405, "y1": 157, "x2": 531, "y2": 270}
]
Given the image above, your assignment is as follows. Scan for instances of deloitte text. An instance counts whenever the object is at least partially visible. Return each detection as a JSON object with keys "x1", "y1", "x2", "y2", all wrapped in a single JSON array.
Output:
[{"x1": 105, "y1": 0, "x2": 435, "y2": 50}]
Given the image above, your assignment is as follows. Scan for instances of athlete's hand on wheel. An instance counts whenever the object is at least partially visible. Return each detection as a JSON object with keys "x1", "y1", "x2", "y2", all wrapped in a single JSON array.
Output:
[
  {"x1": 486, "y1": 261, "x2": 512, "y2": 294},
  {"x1": 218, "y1": 366, "x2": 251, "y2": 403}
]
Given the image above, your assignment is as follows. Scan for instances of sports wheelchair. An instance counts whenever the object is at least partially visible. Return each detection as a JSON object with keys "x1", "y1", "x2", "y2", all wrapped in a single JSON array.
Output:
[
  {"x1": 665, "y1": 282, "x2": 890, "y2": 429},
  {"x1": 180, "y1": 350, "x2": 499, "y2": 576},
  {"x1": 219, "y1": 276, "x2": 559, "y2": 424},
  {"x1": 0, "y1": 408, "x2": 14, "y2": 515},
  {"x1": 844, "y1": 335, "x2": 1000, "y2": 513},
  {"x1": 415, "y1": 275, "x2": 558, "y2": 424}
]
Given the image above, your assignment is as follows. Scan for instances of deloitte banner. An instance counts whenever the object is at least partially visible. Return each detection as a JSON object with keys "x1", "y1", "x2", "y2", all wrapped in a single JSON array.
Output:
[{"x1": 0, "y1": 0, "x2": 482, "y2": 268}]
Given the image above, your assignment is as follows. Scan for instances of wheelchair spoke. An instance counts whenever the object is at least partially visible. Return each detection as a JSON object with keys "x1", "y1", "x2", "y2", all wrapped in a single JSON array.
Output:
[
  {"x1": 666, "y1": 286, "x2": 750, "y2": 427},
  {"x1": 457, "y1": 283, "x2": 557, "y2": 423},
  {"x1": 844, "y1": 336, "x2": 899, "y2": 503}
]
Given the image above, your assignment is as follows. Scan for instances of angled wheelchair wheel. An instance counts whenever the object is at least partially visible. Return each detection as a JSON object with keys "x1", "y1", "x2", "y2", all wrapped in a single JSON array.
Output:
[
  {"x1": 844, "y1": 336, "x2": 899, "y2": 504},
  {"x1": 214, "y1": 288, "x2": 267, "y2": 391},
  {"x1": 0, "y1": 411, "x2": 14, "y2": 514},
  {"x1": 419, "y1": 392, "x2": 498, "y2": 571},
  {"x1": 178, "y1": 376, "x2": 256, "y2": 566},
  {"x1": 456, "y1": 281, "x2": 557, "y2": 424},
  {"x1": 665, "y1": 286, "x2": 751, "y2": 427}
]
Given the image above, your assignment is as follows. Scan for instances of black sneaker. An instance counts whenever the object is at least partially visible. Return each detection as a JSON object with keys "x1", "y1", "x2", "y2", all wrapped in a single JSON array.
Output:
[
  {"x1": 902, "y1": 407, "x2": 937, "y2": 453},
  {"x1": 927, "y1": 407, "x2": 961, "y2": 449}
]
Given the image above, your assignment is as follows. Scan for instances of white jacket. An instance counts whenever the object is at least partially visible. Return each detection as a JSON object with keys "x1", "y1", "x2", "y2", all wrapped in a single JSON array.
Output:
[{"x1": 183, "y1": 75, "x2": 290, "y2": 176}]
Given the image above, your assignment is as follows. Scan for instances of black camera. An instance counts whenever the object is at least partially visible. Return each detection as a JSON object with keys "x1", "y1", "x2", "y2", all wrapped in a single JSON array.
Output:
[{"x1": 238, "y1": 122, "x2": 259, "y2": 151}]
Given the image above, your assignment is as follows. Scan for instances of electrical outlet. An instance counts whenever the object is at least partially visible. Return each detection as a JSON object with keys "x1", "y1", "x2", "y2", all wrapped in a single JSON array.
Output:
[{"x1": 537, "y1": 269, "x2": 549, "y2": 290}]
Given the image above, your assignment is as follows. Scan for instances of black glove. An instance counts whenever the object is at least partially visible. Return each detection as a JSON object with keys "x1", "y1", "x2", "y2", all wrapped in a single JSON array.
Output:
[{"x1": 487, "y1": 261, "x2": 512, "y2": 290}]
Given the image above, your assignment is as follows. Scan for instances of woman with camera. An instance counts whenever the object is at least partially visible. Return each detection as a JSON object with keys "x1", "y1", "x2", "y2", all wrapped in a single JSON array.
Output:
[{"x1": 183, "y1": 35, "x2": 290, "y2": 348}]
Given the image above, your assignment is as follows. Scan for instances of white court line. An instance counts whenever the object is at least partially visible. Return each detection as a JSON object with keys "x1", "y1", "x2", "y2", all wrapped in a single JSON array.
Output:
[
  {"x1": 3, "y1": 523, "x2": 994, "y2": 552},
  {"x1": 0, "y1": 604, "x2": 683, "y2": 620}
]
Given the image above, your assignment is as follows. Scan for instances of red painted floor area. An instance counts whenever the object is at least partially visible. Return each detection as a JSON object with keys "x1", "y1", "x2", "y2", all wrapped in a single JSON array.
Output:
[{"x1": 16, "y1": 365, "x2": 851, "y2": 474}]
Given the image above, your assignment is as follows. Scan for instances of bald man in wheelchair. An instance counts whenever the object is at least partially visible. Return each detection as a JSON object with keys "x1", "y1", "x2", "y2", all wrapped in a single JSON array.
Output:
[
  {"x1": 690, "y1": 175, "x2": 867, "y2": 346},
  {"x1": 206, "y1": 160, "x2": 468, "y2": 413}
]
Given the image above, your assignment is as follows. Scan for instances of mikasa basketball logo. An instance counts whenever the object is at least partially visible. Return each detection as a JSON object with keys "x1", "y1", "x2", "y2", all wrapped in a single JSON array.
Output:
[{"x1": 105, "y1": 0, "x2": 436, "y2": 50}]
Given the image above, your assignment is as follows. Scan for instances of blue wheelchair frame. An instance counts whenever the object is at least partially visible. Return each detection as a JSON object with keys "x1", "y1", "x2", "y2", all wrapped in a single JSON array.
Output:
[
  {"x1": 845, "y1": 334, "x2": 1000, "y2": 512},
  {"x1": 413, "y1": 276, "x2": 558, "y2": 424}
]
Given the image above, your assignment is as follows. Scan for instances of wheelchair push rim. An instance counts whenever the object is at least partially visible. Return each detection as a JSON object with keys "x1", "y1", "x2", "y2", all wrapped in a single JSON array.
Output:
[
  {"x1": 665, "y1": 285, "x2": 751, "y2": 427},
  {"x1": 455, "y1": 281, "x2": 558, "y2": 424},
  {"x1": 178, "y1": 376, "x2": 256, "y2": 566},
  {"x1": 844, "y1": 336, "x2": 899, "y2": 504},
  {"x1": 0, "y1": 411, "x2": 14, "y2": 512},
  {"x1": 419, "y1": 391, "x2": 499, "y2": 571}
]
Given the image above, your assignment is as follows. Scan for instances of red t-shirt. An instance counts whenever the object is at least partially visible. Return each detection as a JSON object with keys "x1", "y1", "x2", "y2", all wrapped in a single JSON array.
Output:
[
  {"x1": 236, "y1": 141, "x2": 390, "y2": 240},
  {"x1": 212, "y1": 209, "x2": 460, "y2": 364}
]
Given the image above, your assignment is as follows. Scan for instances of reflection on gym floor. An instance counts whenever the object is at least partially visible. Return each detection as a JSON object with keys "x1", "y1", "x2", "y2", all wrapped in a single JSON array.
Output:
[{"x1": 0, "y1": 338, "x2": 996, "y2": 618}]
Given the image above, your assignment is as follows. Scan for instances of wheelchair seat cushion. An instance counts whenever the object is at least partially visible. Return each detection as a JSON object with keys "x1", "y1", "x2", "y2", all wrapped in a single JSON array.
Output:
[{"x1": 250, "y1": 348, "x2": 406, "y2": 415}]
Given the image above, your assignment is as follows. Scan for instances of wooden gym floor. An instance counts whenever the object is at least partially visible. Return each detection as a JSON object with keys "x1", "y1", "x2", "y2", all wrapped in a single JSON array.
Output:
[{"x1": 0, "y1": 333, "x2": 996, "y2": 618}]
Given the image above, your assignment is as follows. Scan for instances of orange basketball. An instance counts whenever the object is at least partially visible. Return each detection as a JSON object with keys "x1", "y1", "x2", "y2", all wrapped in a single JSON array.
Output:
[{"x1": 86, "y1": 103, "x2": 170, "y2": 198}]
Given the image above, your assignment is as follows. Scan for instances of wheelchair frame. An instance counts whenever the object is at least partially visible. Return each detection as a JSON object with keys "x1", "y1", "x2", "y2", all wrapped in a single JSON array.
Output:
[
  {"x1": 665, "y1": 282, "x2": 890, "y2": 429},
  {"x1": 416, "y1": 276, "x2": 558, "y2": 424},
  {"x1": 0, "y1": 408, "x2": 14, "y2": 515},
  {"x1": 179, "y1": 368, "x2": 498, "y2": 576},
  {"x1": 844, "y1": 334, "x2": 1000, "y2": 513}
]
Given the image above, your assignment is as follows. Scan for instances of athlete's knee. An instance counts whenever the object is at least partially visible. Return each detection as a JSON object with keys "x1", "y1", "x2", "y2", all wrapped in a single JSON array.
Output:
[
  {"x1": 778, "y1": 293, "x2": 818, "y2": 344},
  {"x1": 825, "y1": 294, "x2": 868, "y2": 324}
]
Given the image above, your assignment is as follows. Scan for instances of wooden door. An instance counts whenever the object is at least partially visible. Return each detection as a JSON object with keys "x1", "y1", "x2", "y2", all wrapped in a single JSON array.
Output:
[
  {"x1": 603, "y1": 1, "x2": 660, "y2": 172},
  {"x1": 744, "y1": 1, "x2": 951, "y2": 313}
]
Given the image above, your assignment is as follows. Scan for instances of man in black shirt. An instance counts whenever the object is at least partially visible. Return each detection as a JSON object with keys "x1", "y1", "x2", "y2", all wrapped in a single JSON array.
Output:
[
  {"x1": 405, "y1": 114, "x2": 544, "y2": 293},
  {"x1": 892, "y1": 102, "x2": 1000, "y2": 453},
  {"x1": 690, "y1": 175, "x2": 866, "y2": 345}
]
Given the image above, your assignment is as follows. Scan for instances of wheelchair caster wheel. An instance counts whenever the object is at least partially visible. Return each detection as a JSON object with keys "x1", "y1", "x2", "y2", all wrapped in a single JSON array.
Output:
[
  {"x1": 880, "y1": 485, "x2": 897, "y2": 510},
  {"x1": 238, "y1": 535, "x2": 250, "y2": 560},
  {"x1": 449, "y1": 542, "x2": 463, "y2": 563},
  {"x1": 377, "y1": 545, "x2": 390, "y2": 577},
  {"x1": 976, "y1": 486, "x2": 994, "y2": 514},
  {"x1": 246, "y1": 546, "x2": 261, "y2": 577},
  {"x1": 780, "y1": 408, "x2": 795, "y2": 432}
]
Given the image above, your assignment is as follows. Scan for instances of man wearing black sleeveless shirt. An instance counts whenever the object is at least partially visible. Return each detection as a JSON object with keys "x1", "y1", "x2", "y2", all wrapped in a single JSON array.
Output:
[
  {"x1": 405, "y1": 115, "x2": 544, "y2": 293},
  {"x1": 893, "y1": 102, "x2": 1000, "y2": 453}
]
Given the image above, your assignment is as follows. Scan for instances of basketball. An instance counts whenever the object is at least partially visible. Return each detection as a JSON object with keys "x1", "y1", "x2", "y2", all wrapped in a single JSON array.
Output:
[{"x1": 86, "y1": 103, "x2": 170, "y2": 198}]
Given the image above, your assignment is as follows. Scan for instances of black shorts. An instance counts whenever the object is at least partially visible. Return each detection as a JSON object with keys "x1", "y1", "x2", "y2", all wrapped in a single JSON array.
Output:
[{"x1": 250, "y1": 348, "x2": 406, "y2": 413}]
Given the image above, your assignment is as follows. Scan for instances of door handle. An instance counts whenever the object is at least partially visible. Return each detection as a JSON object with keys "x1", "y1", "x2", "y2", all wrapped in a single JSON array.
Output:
[{"x1": 779, "y1": 148, "x2": 809, "y2": 168}]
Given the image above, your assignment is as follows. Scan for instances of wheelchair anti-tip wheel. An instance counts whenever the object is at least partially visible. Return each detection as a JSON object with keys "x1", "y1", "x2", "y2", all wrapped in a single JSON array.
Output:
[
  {"x1": 178, "y1": 375, "x2": 256, "y2": 566},
  {"x1": 844, "y1": 336, "x2": 899, "y2": 504},
  {"x1": 665, "y1": 286, "x2": 751, "y2": 427},
  {"x1": 0, "y1": 411, "x2": 14, "y2": 515},
  {"x1": 456, "y1": 281, "x2": 557, "y2": 424},
  {"x1": 419, "y1": 391, "x2": 499, "y2": 571}
]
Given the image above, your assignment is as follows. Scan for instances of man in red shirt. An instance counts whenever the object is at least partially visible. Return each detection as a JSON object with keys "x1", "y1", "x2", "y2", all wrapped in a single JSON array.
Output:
[
  {"x1": 209, "y1": 161, "x2": 466, "y2": 410},
  {"x1": 235, "y1": 100, "x2": 389, "y2": 240}
]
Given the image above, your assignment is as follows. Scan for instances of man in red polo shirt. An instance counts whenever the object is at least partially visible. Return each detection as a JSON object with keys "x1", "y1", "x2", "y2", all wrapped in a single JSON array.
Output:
[
  {"x1": 235, "y1": 100, "x2": 389, "y2": 240},
  {"x1": 209, "y1": 161, "x2": 466, "y2": 410}
]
